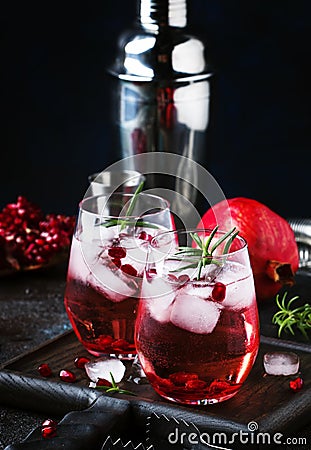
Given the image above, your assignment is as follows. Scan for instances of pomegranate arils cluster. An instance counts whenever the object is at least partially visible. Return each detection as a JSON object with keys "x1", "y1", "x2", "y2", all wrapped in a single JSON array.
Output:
[
  {"x1": 0, "y1": 196, "x2": 75, "y2": 272},
  {"x1": 107, "y1": 241, "x2": 139, "y2": 277}
]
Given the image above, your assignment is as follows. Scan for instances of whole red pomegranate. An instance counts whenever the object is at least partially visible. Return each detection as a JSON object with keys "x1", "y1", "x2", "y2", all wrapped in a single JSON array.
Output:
[{"x1": 198, "y1": 197, "x2": 299, "y2": 302}]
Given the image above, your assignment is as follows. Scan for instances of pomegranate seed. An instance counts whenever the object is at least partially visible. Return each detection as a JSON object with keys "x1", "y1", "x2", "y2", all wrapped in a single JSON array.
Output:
[
  {"x1": 17, "y1": 208, "x2": 26, "y2": 216},
  {"x1": 185, "y1": 379, "x2": 207, "y2": 390},
  {"x1": 108, "y1": 246, "x2": 126, "y2": 259},
  {"x1": 209, "y1": 379, "x2": 238, "y2": 395},
  {"x1": 16, "y1": 236, "x2": 25, "y2": 244},
  {"x1": 169, "y1": 372, "x2": 198, "y2": 386},
  {"x1": 38, "y1": 363, "x2": 52, "y2": 377},
  {"x1": 59, "y1": 369, "x2": 76, "y2": 383},
  {"x1": 146, "y1": 267, "x2": 157, "y2": 280},
  {"x1": 25, "y1": 243, "x2": 35, "y2": 255},
  {"x1": 121, "y1": 264, "x2": 137, "y2": 277},
  {"x1": 212, "y1": 282, "x2": 226, "y2": 302},
  {"x1": 35, "y1": 255, "x2": 46, "y2": 264},
  {"x1": 138, "y1": 231, "x2": 152, "y2": 242},
  {"x1": 167, "y1": 274, "x2": 178, "y2": 282},
  {"x1": 74, "y1": 356, "x2": 91, "y2": 369},
  {"x1": 111, "y1": 339, "x2": 129, "y2": 350},
  {"x1": 178, "y1": 274, "x2": 190, "y2": 284},
  {"x1": 111, "y1": 258, "x2": 122, "y2": 268},
  {"x1": 97, "y1": 335, "x2": 114, "y2": 347},
  {"x1": 96, "y1": 378, "x2": 112, "y2": 388},
  {"x1": 157, "y1": 377, "x2": 175, "y2": 389},
  {"x1": 42, "y1": 419, "x2": 58, "y2": 428},
  {"x1": 41, "y1": 425, "x2": 57, "y2": 439},
  {"x1": 138, "y1": 231, "x2": 147, "y2": 240},
  {"x1": 289, "y1": 377, "x2": 304, "y2": 392}
]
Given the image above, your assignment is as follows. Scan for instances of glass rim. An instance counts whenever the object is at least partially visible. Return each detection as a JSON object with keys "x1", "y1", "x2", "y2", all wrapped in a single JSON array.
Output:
[
  {"x1": 79, "y1": 192, "x2": 171, "y2": 220},
  {"x1": 88, "y1": 169, "x2": 145, "y2": 185},
  {"x1": 150, "y1": 227, "x2": 247, "y2": 257}
]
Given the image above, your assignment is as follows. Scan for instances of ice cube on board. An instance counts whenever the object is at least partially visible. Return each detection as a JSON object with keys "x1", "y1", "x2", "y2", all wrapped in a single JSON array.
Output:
[
  {"x1": 85, "y1": 357, "x2": 126, "y2": 383},
  {"x1": 170, "y1": 293, "x2": 221, "y2": 334},
  {"x1": 263, "y1": 352, "x2": 300, "y2": 376}
]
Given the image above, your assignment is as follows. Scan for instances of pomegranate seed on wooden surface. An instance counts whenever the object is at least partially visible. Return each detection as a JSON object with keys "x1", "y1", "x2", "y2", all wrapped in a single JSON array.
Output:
[
  {"x1": 74, "y1": 356, "x2": 91, "y2": 369},
  {"x1": 38, "y1": 363, "x2": 52, "y2": 377},
  {"x1": 59, "y1": 369, "x2": 76, "y2": 383}
]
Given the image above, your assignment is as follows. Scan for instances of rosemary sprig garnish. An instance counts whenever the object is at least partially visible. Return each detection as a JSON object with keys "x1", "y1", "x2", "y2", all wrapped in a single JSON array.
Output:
[
  {"x1": 95, "y1": 372, "x2": 136, "y2": 396},
  {"x1": 272, "y1": 292, "x2": 311, "y2": 340},
  {"x1": 173, "y1": 225, "x2": 239, "y2": 280},
  {"x1": 123, "y1": 181, "x2": 144, "y2": 214},
  {"x1": 100, "y1": 181, "x2": 158, "y2": 230}
]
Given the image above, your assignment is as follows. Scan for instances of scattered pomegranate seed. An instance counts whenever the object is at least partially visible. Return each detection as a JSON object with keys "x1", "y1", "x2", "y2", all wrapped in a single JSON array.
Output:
[
  {"x1": 41, "y1": 418, "x2": 57, "y2": 439},
  {"x1": 41, "y1": 425, "x2": 57, "y2": 439},
  {"x1": 59, "y1": 369, "x2": 76, "y2": 383},
  {"x1": 108, "y1": 246, "x2": 126, "y2": 259},
  {"x1": 42, "y1": 419, "x2": 58, "y2": 428},
  {"x1": 38, "y1": 363, "x2": 52, "y2": 377},
  {"x1": 169, "y1": 372, "x2": 198, "y2": 386},
  {"x1": 289, "y1": 377, "x2": 304, "y2": 392},
  {"x1": 212, "y1": 282, "x2": 226, "y2": 302},
  {"x1": 96, "y1": 378, "x2": 112, "y2": 388},
  {"x1": 121, "y1": 264, "x2": 137, "y2": 277},
  {"x1": 74, "y1": 356, "x2": 91, "y2": 369}
]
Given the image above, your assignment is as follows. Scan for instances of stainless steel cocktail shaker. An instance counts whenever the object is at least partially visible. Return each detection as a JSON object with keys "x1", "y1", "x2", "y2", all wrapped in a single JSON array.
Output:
[{"x1": 109, "y1": 0, "x2": 214, "y2": 219}]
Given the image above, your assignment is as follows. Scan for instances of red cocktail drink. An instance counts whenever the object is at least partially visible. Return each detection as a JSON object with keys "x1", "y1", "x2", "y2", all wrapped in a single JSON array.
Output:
[
  {"x1": 135, "y1": 228, "x2": 260, "y2": 403},
  {"x1": 64, "y1": 193, "x2": 173, "y2": 359}
]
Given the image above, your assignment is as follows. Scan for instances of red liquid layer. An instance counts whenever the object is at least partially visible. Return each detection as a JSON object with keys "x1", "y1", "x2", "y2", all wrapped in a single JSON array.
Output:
[
  {"x1": 64, "y1": 278, "x2": 139, "y2": 357},
  {"x1": 135, "y1": 302, "x2": 259, "y2": 404}
]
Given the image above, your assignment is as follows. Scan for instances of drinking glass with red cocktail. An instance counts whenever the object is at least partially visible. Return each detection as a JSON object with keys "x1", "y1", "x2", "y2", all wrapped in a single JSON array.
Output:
[
  {"x1": 64, "y1": 188, "x2": 174, "y2": 360},
  {"x1": 135, "y1": 227, "x2": 260, "y2": 404}
]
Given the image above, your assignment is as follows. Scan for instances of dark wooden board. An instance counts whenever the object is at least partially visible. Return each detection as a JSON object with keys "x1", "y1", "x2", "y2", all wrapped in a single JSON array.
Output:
[{"x1": 0, "y1": 330, "x2": 310, "y2": 438}]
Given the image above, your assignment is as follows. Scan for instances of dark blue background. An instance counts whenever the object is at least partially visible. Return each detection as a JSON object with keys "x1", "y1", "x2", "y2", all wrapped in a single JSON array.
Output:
[{"x1": 2, "y1": 1, "x2": 310, "y2": 218}]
